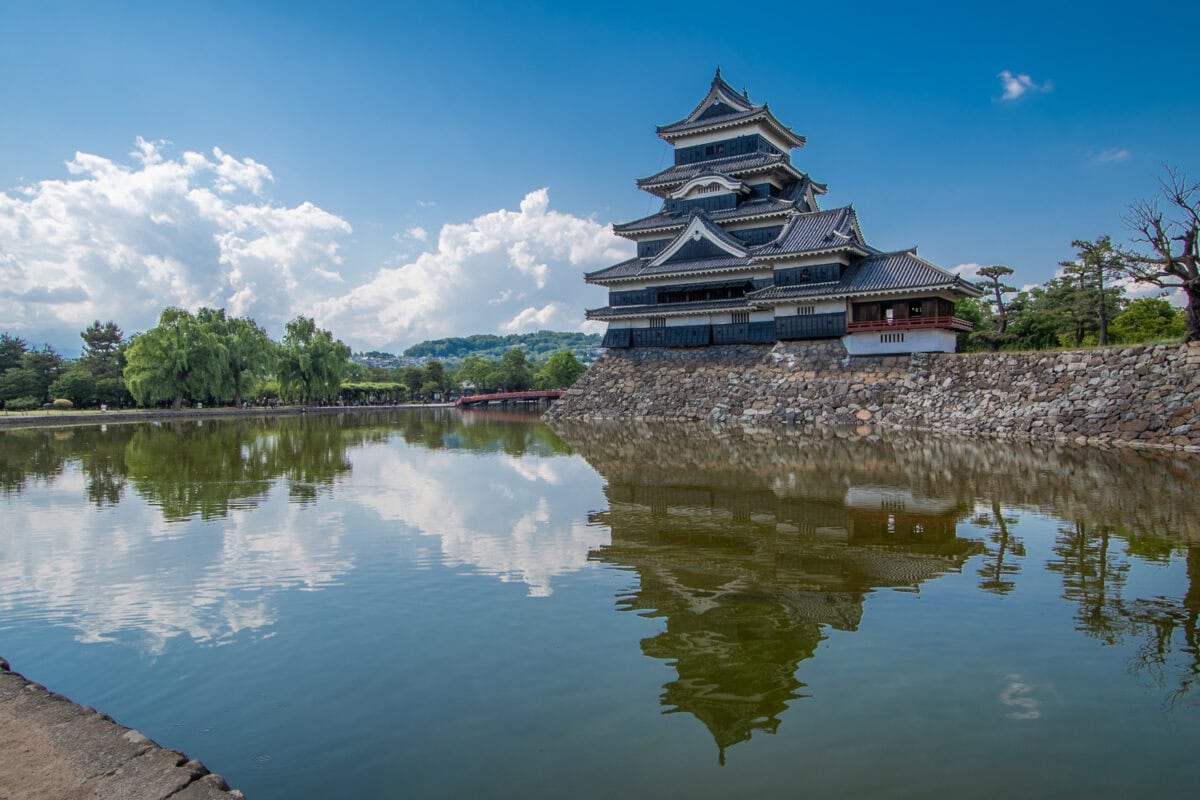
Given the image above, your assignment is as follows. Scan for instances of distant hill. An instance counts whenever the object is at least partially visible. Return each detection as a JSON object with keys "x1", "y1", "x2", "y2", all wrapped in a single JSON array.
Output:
[{"x1": 403, "y1": 331, "x2": 602, "y2": 362}]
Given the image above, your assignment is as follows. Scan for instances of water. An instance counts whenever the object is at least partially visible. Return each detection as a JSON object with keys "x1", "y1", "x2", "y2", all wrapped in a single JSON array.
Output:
[{"x1": 1, "y1": 411, "x2": 1197, "y2": 798}]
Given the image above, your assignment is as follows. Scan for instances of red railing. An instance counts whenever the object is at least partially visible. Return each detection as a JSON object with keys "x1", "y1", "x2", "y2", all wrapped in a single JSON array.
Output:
[
  {"x1": 846, "y1": 316, "x2": 974, "y2": 333},
  {"x1": 455, "y1": 391, "x2": 564, "y2": 408}
]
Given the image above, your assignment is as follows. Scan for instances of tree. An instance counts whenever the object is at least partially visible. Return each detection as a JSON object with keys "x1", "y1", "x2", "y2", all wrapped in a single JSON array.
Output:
[
  {"x1": 974, "y1": 266, "x2": 1017, "y2": 351},
  {"x1": 1110, "y1": 297, "x2": 1187, "y2": 343},
  {"x1": 534, "y1": 352, "x2": 585, "y2": 389},
  {"x1": 1068, "y1": 237, "x2": 1128, "y2": 346},
  {"x1": 0, "y1": 333, "x2": 28, "y2": 374},
  {"x1": 81, "y1": 320, "x2": 124, "y2": 367},
  {"x1": 497, "y1": 348, "x2": 533, "y2": 392},
  {"x1": 424, "y1": 360, "x2": 447, "y2": 394},
  {"x1": 1123, "y1": 167, "x2": 1200, "y2": 342},
  {"x1": 454, "y1": 356, "x2": 494, "y2": 393},
  {"x1": 124, "y1": 308, "x2": 226, "y2": 409},
  {"x1": 399, "y1": 366, "x2": 425, "y2": 398},
  {"x1": 74, "y1": 320, "x2": 133, "y2": 407},
  {"x1": 276, "y1": 316, "x2": 350, "y2": 404},
  {"x1": 196, "y1": 309, "x2": 275, "y2": 407},
  {"x1": 49, "y1": 366, "x2": 98, "y2": 407},
  {"x1": 0, "y1": 346, "x2": 64, "y2": 405}
]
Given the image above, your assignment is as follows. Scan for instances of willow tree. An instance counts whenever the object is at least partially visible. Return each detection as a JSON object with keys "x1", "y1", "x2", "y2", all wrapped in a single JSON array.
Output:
[
  {"x1": 124, "y1": 308, "x2": 225, "y2": 409},
  {"x1": 195, "y1": 308, "x2": 275, "y2": 407},
  {"x1": 276, "y1": 316, "x2": 350, "y2": 404}
]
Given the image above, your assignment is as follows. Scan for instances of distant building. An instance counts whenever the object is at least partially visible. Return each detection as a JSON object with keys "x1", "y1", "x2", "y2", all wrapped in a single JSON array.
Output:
[{"x1": 586, "y1": 70, "x2": 982, "y2": 355}]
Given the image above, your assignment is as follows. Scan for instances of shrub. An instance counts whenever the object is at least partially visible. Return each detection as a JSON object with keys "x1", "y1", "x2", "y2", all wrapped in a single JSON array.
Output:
[
  {"x1": 5, "y1": 396, "x2": 40, "y2": 412},
  {"x1": 52, "y1": 398, "x2": 74, "y2": 410}
]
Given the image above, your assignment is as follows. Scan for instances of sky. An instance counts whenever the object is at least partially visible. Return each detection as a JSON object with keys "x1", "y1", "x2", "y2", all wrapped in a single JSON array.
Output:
[{"x1": 2, "y1": 0, "x2": 1198, "y2": 355}]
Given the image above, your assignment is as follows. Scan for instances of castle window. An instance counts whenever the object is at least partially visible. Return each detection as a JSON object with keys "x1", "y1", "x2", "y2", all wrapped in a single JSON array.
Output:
[
  {"x1": 881, "y1": 332, "x2": 905, "y2": 344},
  {"x1": 649, "y1": 317, "x2": 666, "y2": 329},
  {"x1": 732, "y1": 312, "x2": 750, "y2": 325},
  {"x1": 797, "y1": 306, "x2": 815, "y2": 316}
]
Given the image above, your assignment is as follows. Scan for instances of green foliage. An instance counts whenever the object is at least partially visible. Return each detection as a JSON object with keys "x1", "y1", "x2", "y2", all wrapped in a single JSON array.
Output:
[
  {"x1": 198, "y1": 309, "x2": 276, "y2": 406},
  {"x1": 0, "y1": 346, "x2": 65, "y2": 404},
  {"x1": 1110, "y1": 298, "x2": 1187, "y2": 343},
  {"x1": 0, "y1": 333, "x2": 29, "y2": 373},
  {"x1": 498, "y1": 349, "x2": 533, "y2": 392},
  {"x1": 276, "y1": 316, "x2": 351, "y2": 404},
  {"x1": 5, "y1": 396, "x2": 40, "y2": 411},
  {"x1": 124, "y1": 308, "x2": 226, "y2": 409},
  {"x1": 534, "y1": 351, "x2": 586, "y2": 389},
  {"x1": 953, "y1": 298, "x2": 984, "y2": 352},
  {"x1": 50, "y1": 366, "x2": 98, "y2": 407},
  {"x1": 52, "y1": 398, "x2": 73, "y2": 410},
  {"x1": 404, "y1": 331, "x2": 600, "y2": 361},
  {"x1": 339, "y1": 382, "x2": 408, "y2": 404}
]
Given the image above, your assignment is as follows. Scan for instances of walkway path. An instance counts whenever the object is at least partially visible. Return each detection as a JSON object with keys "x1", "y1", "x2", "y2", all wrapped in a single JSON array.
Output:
[{"x1": 0, "y1": 658, "x2": 245, "y2": 799}]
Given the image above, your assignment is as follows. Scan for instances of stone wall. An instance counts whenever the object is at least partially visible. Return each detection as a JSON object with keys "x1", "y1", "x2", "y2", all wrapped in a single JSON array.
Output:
[{"x1": 546, "y1": 340, "x2": 1200, "y2": 451}]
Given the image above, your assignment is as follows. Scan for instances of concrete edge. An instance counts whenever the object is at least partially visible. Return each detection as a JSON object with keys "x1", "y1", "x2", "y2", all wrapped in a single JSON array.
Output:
[
  {"x1": 0, "y1": 402, "x2": 457, "y2": 430},
  {"x1": 0, "y1": 656, "x2": 247, "y2": 799}
]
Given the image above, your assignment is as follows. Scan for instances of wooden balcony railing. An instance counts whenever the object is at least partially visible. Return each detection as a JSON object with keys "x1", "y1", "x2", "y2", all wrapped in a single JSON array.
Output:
[{"x1": 845, "y1": 316, "x2": 974, "y2": 333}]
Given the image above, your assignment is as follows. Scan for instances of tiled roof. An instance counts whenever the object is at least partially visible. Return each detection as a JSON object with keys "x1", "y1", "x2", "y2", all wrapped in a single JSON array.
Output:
[
  {"x1": 747, "y1": 250, "x2": 981, "y2": 302},
  {"x1": 613, "y1": 196, "x2": 797, "y2": 234},
  {"x1": 638, "y1": 152, "x2": 788, "y2": 189},
  {"x1": 585, "y1": 254, "x2": 754, "y2": 283},
  {"x1": 586, "y1": 298, "x2": 753, "y2": 320},
  {"x1": 657, "y1": 107, "x2": 763, "y2": 135},
  {"x1": 656, "y1": 70, "x2": 759, "y2": 135},
  {"x1": 753, "y1": 207, "x2": 865, "y2": 258}
]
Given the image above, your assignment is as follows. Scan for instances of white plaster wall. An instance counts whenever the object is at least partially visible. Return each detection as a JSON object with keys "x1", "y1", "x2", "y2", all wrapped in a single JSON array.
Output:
[
  {"x1": 773, "y1": 300, "x2": 844, "y2": 317},
  {"x1": 842, "y1": 328, "x2": 957, "y2": 355}
]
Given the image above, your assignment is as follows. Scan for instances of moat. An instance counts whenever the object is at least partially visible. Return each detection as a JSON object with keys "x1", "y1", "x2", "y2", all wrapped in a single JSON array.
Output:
[{"x1": 1, "y1": 411, "x2": 1198, "y2": 798}]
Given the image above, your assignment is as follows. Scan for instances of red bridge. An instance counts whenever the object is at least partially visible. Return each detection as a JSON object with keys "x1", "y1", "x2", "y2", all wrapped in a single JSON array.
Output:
[{"x1": 454, "y1": 390, "x2": 564, "y2": 408}]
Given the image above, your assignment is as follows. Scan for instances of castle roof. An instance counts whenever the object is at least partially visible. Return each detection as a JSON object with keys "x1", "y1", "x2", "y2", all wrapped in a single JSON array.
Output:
[
  {"x1": 589, "y1": 207, "x2": 867, "y2": 284},
  {"x1": 753, "y1": 206, "x2": 867, "y2": 260},
  {"x1": 747, "y1": 250, "x2": 984, "y2": 302},
  {"x1": 637, "y1": 152, "x2": 796, "y2": 193},
  {"x1": 612, "y1": 196, "x2": 798, "y2": 236},
  {"x1": 656, "y1": 69, "x2": 806, "y2": 149}
]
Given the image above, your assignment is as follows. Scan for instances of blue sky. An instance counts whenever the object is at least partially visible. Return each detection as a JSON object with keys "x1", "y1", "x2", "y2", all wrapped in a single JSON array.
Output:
[{"x1": 2, "y1": 0, "x2": 1198, "y2": 354}]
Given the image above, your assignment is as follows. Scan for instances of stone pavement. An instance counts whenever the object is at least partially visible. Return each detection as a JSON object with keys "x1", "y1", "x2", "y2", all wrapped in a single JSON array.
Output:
[{"x1": 0, "y1": 658, "x2": 245, "y2": 800}]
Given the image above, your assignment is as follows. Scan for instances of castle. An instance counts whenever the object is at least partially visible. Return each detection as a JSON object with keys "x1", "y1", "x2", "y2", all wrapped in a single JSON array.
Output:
[{"x1": 585, "y1": 70, "x2": 981, "y2": 355}]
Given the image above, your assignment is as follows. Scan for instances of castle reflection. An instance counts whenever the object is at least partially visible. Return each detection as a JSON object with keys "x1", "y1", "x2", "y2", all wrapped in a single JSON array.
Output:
[
  {"x1": 557, "y1": 422, "x2": 983, "y2": 761},
  {"x1": 553, "y1": 420, "x2": 1200, "y2": 759}
]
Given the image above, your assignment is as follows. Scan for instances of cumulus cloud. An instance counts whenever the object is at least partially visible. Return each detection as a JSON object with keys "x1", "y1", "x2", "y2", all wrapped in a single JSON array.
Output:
[
  {"x1": 997, "y1": 70, "x2": 1053, "y2": 101},
  {"x1": 315, "y1": 188, "x2": 631, "y2": 349},
  {"x1": 0, "y1": 138, "x2": 351, "y2": 345},
  {"x1": 2, "y1": 141, "x2": 631, "y2": 352}
]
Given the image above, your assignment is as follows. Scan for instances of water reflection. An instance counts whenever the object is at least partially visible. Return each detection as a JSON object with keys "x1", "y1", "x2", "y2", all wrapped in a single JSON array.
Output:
[
  {"x1": 0, "y1": 411, "x2": 588, "y2": 650},
  {"x1": 552, "y1": 420, "x2": 1200, "y2": 755}
]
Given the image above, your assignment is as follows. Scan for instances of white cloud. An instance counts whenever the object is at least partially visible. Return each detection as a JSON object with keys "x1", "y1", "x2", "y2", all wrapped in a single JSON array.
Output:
[
  {"x1": 0, "y1": 139, "x2": 351, "y2": 345},
  {"x1": 501, "y1": 302, "x2": 574, "y2": 333},
  {"x1": 997, "y1": 70, "x2": 1053, "y2": 101},
  {"x1": 315, "y1": 188, "x2": 631, "y2": 350},
  {"x1": 951, "y1": 262, "x2": 985, "y2": 281},
  {"x1": 1, "y1": 142, "x2": 630, "y2": 352},
  {"x1": 1093, "y1": 148, "x2": 1130, "y2": 164}
]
